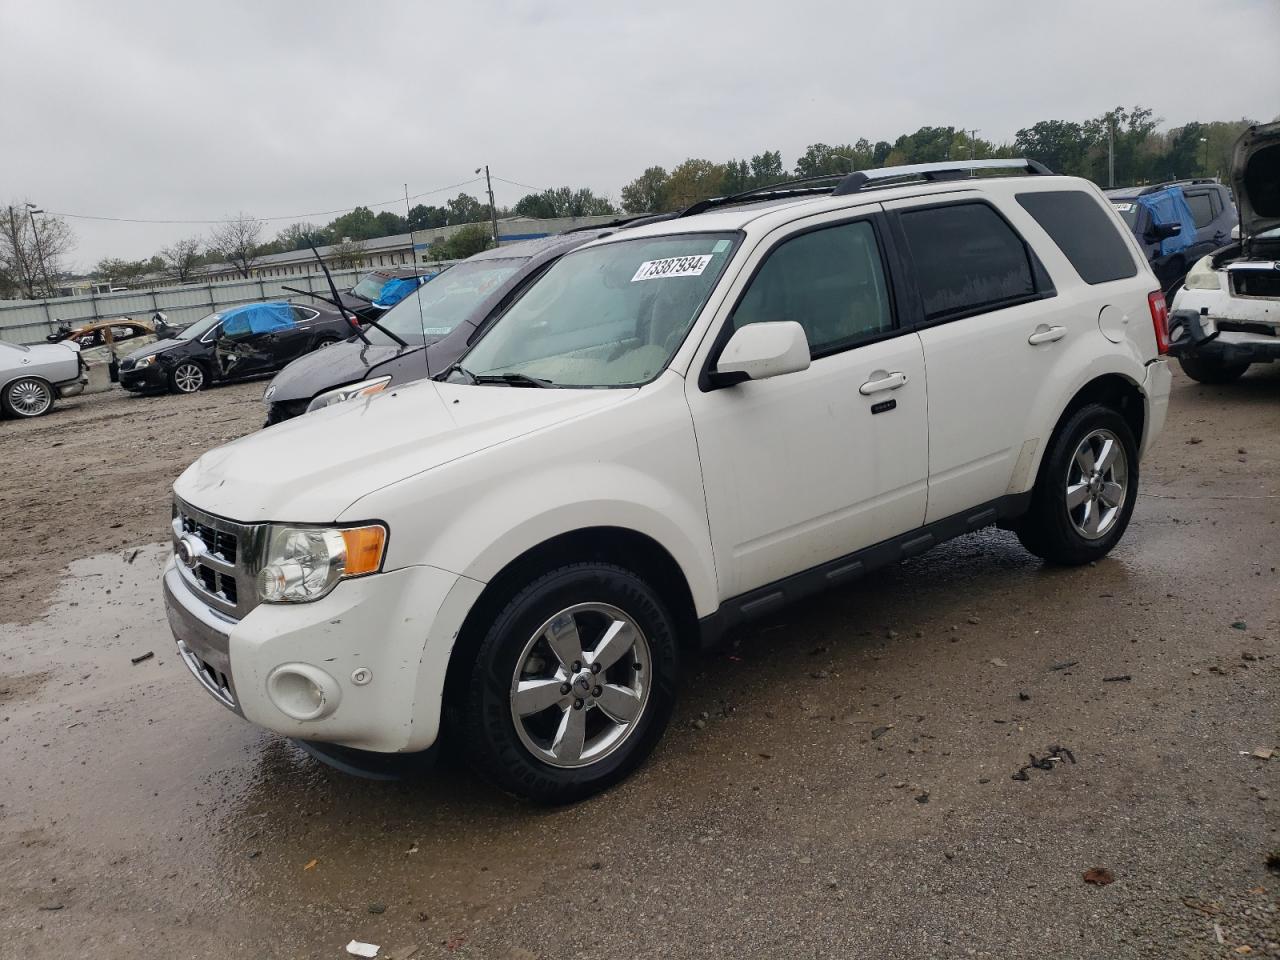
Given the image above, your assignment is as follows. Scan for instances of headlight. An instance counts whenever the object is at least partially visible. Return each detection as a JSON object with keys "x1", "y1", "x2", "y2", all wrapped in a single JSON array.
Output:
[
  {"x1": 257, "y1": 524, "x2": 387, "y2": 603},
  {"x1": 305, "y1": 376, "x2": 392, "y2": 414},
  {"x1": 1184, "y1": 255, "x2": 1221, "y2": 290},
  {"x1": 135, "y1": 354, "x2": 157, "y2": 367}
]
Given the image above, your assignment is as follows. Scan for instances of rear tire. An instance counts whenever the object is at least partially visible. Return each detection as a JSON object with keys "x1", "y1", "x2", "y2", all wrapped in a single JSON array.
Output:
[
  {"x1": 1016, "y1": 403, "x2": 1138, "y2": 566},
  {"x1": 1178, "y1": 356, "x2": 1249, "y2": 384},
  {"x1": 2, "y1": 377, "x2": 55, "y2": 418},
  {"x1": 453, "y1": 562, "x2": 679, "y2": 804}
]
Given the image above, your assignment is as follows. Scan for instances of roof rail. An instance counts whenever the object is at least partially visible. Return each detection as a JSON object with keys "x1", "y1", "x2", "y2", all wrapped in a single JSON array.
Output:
[
  {"x1": 831, "y1": 158, "x2": 1053, "y2": 196},
  {"x1": 677, "y1": 173, "x2": 847, "y2": 218}
]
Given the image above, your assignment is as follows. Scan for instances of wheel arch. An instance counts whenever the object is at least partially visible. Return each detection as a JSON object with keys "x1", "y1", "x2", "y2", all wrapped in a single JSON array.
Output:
[
  {"x1": 442, "y1": 526, "x2": 701, "y2": 710},
  {"x1": 1024, "y1": 372, "x2": 1146, "y2": 495},
  {"x1": 1, "y1": 373, "x2": 55, "y2": 416}
]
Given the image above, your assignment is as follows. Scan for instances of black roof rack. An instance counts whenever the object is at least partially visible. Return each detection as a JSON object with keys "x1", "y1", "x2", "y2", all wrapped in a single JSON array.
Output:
[{"x1": 675, "y1": 159, "x2": 1053, "y2": 218}]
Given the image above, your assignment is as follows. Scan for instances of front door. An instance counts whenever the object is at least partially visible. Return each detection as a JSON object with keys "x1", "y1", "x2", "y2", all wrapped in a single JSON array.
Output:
[{"x1": 685, "y1": 213, "x2": 929, "y2": 600}]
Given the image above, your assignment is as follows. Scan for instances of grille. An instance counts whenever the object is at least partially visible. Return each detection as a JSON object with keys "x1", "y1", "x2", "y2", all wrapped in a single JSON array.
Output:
[
  {"x1": 176, "y1": 642, "x2": 237, "y2": 709},
  {"x1": 1232, "y1": 270, "x2": 1280, "y2": 298},
  {"x1": 172, "y1": 499, "x2": 261, "y2": 619}
]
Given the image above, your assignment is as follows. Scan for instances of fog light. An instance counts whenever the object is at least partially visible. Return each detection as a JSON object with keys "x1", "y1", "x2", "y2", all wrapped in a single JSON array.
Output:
[{"x1": 266, "y1": 664, "x2": 341, "y2": 721}]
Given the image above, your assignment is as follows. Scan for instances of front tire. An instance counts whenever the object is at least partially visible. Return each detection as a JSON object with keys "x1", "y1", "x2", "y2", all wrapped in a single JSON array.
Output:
[
  {"x1": 455, "y1": 563, "x2": 679, "y2": 804},
  {"x1": 168, "y1": 361, "x2": 206, "y2": 394},
  {"x1": 1016, "y1": 403, "x2": 1139, "y2": 565},
  {"x1": 1178, "y1": 356, "x2": 1249, "y2": 384},
  {"x1": 2, "y1": 377, "x2": 54, "y2": 418}
]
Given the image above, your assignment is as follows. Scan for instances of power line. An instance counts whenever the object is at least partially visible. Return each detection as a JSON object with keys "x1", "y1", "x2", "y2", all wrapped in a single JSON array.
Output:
[
  {"x1": 492, "y1": 175, "x2": 547, "y2": 192},
  {"x1": 44, "y1": 176, "x2": 489, "y2": 226}
]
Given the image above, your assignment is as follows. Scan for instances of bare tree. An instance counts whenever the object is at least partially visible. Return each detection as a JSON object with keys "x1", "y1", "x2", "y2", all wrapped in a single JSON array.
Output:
[
  {"x1": 208, "y1": 212, "x2": 263, "y2": 279},
  {"x1": 0, "y1": 202, "x2": 75, "y2": 298},
  {"x1": 328, "y1": 238, "x2": 367, "y2": 269},
  {"x1": 161, "y1": 236, "x2": 204, "y2": 282}
]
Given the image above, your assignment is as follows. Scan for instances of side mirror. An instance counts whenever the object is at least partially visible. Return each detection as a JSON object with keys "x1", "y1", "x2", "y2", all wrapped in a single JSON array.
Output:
[
  {"x1": 1146, "y1": 222, "x2": 1181, "y2": 242},
  {"x1": 712, "y1": 321, "x2": 810, "y2": 386}
]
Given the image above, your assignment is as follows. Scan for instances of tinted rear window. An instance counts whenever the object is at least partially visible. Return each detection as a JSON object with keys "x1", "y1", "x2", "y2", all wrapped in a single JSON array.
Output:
[
  {"x1": 1017, "y1": 190, "x2": 1138, "y2": 285},
  {"x1": 898, "y1": 202, "x2": 1038, "y2": 320},
  {"x1": 1183, "y1": 191, "x2": 1215, "y2": 229}
]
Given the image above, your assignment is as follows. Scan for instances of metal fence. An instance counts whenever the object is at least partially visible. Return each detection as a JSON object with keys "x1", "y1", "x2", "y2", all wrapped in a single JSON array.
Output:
[{"x1": 0, "y1": 266, "x2": 451, "y2": 344}]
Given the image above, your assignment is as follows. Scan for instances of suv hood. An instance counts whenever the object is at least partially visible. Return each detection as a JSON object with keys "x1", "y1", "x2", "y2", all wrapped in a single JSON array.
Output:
[
  {"x1": 1231, "y1": 120, "x2": 1280, "y2": 244},
  {"x1": 175, "y1": 378, "x2": 634, "y2": 522}
]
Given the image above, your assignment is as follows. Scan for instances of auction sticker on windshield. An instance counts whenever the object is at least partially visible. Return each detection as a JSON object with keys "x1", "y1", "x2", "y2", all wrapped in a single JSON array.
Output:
[
  {"x1": 632, "y1": 255, "x2": 713, "y2": 282},
  {"x1": 1112, "y1": 203, "x2": 1134, "y2": 212}
]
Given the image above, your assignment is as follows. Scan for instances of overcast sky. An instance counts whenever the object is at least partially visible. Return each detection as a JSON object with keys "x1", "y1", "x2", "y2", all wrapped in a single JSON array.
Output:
[{"x1": 2, "y1": 0, "x2": 1277, "y2": 269}]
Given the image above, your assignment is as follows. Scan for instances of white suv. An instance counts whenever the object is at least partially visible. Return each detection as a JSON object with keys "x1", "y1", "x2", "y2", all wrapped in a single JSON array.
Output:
[{"x1": 164, "y1": 160, "x2": 1172, "y2": 802}]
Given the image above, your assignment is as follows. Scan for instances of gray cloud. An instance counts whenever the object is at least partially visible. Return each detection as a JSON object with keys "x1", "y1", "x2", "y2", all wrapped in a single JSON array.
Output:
[{"x1": 2, "y1": 0, "x2": 1277, "y2": 267}]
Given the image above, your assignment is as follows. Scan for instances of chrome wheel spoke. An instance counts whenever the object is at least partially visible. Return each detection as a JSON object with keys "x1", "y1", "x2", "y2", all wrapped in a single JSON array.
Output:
[
  {"x1": 595, "y1": 683, "x2": 641, "y2": 724},
  {"x1": 589, "y1": 619, "x2": 636, "y2": 672},
  {"x1": 1066, "y1": 482, "x2": 1091, "y2": 508},
  {"x1": 514, "y1": 678, "x2": 568, "y2": 717},
  {"x1": 544, "y1": 614, "x2": 584, "y2": 670},
  {"x1": 1095, "y1": 437, "x2": 1117, "y2": 473},
  {"x1": 1082, "y1": 499, "x2": 1101, "y2": 535},
  {"x1": 1099, "y1": 481, "x2": 1124, "y2": 509},
  {"x1": 550, "y1": 703, "x2": 587, "y2": 763},
  {"x1": 1074, "y1": 445, "x2": 1096, "y2": 475}
]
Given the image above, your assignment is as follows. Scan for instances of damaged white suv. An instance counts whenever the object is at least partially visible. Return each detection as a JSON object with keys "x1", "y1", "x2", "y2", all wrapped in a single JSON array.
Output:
[
  {"x1": 1170, "y1": 121, "x2": 1280, "y2": 382},
  {"x1": 164, "y1": 160, "x2": 1171, "y2": 802}
]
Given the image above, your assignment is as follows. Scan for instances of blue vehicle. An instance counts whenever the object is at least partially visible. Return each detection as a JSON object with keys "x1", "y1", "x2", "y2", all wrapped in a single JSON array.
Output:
[{"x1": 1106, "y1": 179, "x2": 1236, "y2": 292}]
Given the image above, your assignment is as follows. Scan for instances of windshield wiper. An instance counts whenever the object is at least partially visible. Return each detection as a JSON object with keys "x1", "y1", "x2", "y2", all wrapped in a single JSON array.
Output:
[{"x1": 472, "y1": 372, "x2": 555, "y2": 388}]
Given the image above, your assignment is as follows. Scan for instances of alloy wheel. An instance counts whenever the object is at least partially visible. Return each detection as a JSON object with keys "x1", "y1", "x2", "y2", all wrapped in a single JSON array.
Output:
[
  {"x1": 1065, "y1": 428, "x2": 1128, "y2": 540},
  {"x1": 173, "y1": 363, "x2": 204, "y2": 393},
  {"x1": 509, "y1": 603, "x2": 652, "y2": 768},
  {"x1": 6, "y1": 378, "x2": 53, "y2": 417}
]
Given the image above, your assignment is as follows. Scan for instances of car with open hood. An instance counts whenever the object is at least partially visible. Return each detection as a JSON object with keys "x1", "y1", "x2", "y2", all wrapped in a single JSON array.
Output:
[
  {"x1": 163, "y1": 159, "x2": 1172, "y2": 802},
  {"x1": 118, "y1": 301, "x2": 358, "y2": 394},
  {"x1": 1168, "y1": 121, "x2": 1280, "y2": 382},
  {"x1": 260, "y1": 229, "x2": 639, "y2": 424}
]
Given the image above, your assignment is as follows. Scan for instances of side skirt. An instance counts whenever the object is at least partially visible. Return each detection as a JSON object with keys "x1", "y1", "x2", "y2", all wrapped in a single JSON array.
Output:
[{"x1": 696, "y1": 492, "x2": 1032, "y2": 649}]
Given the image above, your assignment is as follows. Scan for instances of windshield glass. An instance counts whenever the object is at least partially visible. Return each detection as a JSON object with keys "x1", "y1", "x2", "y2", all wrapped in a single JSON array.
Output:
[
  {"x1": 350, "y1": 271, "x2": 391, "y2": 302},
  {"x1": 365, "y1": 259, "x2": 523, "y2": 346},
  {"x1": 1111, "y1": 201, "x2": 1140, "y2": 228},
  {"x1": 460, "y1": 233, "x2": 738, "y2": 387},
  {"x1": 176, "y1": 312, "x2": 221, "y2": 341}
]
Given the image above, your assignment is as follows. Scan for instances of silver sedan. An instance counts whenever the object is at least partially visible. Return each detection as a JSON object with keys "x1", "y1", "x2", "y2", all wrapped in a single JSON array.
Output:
[{"x1": 0, "y1": 339, "x2": 87, "y2": 419}]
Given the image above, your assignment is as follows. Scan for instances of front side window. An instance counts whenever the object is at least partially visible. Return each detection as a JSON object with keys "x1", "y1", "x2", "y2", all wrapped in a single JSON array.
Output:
[
  {"x1": 900, "y1": 202, "x2": 1039, "y2": 321},
  {"x1": 730, "y1": 220, "x2": 892, "y2": 356},
  {"x1": 461, "y1": 233, "x2": 738, "y2": 387}
]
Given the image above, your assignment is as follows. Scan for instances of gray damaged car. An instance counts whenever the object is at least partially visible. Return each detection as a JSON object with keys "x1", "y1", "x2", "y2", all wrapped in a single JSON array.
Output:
[{"x1": 0, "y1": 339, "x2": 87, "y2": 419}]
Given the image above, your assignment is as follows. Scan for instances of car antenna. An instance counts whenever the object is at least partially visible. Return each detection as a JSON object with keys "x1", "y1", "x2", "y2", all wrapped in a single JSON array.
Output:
[
  {"x1": 281, "y1": 284, "x2": 409, "y2": 347},
  {"x1": 308, "y1": 243, "x2": 372, "y2": 346},
  {"x1": 404, "y1": 182, "x2": 432, "y2": 380}
]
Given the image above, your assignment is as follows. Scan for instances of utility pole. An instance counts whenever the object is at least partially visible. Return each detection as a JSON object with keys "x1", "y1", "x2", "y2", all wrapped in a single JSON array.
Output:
[
  {"x1": 1199, "y1": 136, "x2": 1210, "y2": 177},
  {"x1": 26, "y1": 203, "x2": 54, "y2": 297},
  {"x1": 1107, "y1": 117, "x2": 1116, "y2": 188},
  {"x1": 476, "y1": 165, "x2": 500, "y2": 248},
  {"x1": 967, "y1": 129, "x2": 981, "y2": 159}
]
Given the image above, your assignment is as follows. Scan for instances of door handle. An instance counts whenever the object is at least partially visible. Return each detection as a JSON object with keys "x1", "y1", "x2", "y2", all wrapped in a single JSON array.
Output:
[
  {"x1": 859, "y1": 370, "x2": 908, "y2": 395},
  {"x1": 1028, "y1": 324, "x2": 1066, "y2": 345}
]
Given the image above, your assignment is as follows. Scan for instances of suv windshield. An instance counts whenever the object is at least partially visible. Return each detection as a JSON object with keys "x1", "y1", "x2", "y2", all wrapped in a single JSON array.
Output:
[
  {"x1": 1110, "y1": 201, "x2": 1140, "y2": 228},
  {"x1": 366, "y1": 259, "x2": 523, "y2": 346},
  {"x1": 460, "y1": 233, "x2": 738, "y2": 387},
  {"x1": 350, "y1": 271, "x2": 394, "y2": 302}
]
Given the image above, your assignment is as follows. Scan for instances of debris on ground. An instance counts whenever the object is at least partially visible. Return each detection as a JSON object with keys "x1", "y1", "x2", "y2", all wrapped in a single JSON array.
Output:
[
  {"x1": 1231, "y1": 621, "x2": 1248, "y2": 630},
  {"x1": 129, "y1": 651, "x2": 154, "y2": 665},
  {"x1": 123, "y1": 548, "x2": 140, "y2": 564},
  {"x1": 871, "y1": 725, "x2": 893, "y2": 740},
  {"x1": 384, "y1": 947, "x2": 420, "y2": 960},
  {"x1": 37, "y1": 903, "x2": 64, "y2": 911},
  {"x1": 1050, "y1": 660, "x2": 1078, "y2": 671},
  {"x1": 1018, "y1": 691, "x2": 1031, "y2": 701},
  {"x1": 1012, "y1": 744, "x2": 1076, "y2": 781},
  {"x1": 303, "y1": 858, "x2": 318, "y2": 871},
  {"x1": 346, "y1": 941, "x2": 380, "y2": 958},
  {"x1": 990, "y1": 657, "x2": 1008, "y2": 668},
  {"x1": 1266, "y1": 851, "x2": 1280, "y2": 875},
  {"x1": 1249, "y1": 748, "x2": 1274, "y2": 761},
  {"x1": 1103, "y1": 675, "x2": 1131, "y2": 682},
  {"x1": 368, "y1": 903, "x2": 386, "y2": 914},
  {"x1": 1082, "y1": 867, "x2": 1114, "y2": 886}
]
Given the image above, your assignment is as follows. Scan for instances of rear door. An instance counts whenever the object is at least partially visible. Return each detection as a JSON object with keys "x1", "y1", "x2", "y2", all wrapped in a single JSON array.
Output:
[{"x1": 883, "y1": 194, "x2": 1071, "y2": 523}]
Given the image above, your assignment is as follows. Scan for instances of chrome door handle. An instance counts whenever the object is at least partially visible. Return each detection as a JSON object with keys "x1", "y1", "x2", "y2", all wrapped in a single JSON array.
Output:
[
  {"x1": 859, "y1": 370, "x2": 908, "y2": 395},
  {"x1": 1028, "y1": 324, "x2": 1066, "y2": 345}
]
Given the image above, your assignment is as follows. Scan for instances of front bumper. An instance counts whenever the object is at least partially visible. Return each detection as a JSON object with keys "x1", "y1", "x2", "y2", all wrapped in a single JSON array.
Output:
[
  {"x1": 1169, "y1": 287, "x2": 1279, "y2": 365},
  {"x1": 120, "y1": 363, "x2": 168, "y2": 391},
  {"x1": 163, "y1": 557, "x2": 485, "y2": 753}
]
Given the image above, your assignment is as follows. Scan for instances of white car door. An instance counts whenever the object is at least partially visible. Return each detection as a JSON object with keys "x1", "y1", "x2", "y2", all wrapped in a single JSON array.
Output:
[
  {"x1": 883, "y1": 194, "x2": 1081, "y2": 523},
  {"x1": 685, "y1": 211, "x2": 929, "y2": 600}
]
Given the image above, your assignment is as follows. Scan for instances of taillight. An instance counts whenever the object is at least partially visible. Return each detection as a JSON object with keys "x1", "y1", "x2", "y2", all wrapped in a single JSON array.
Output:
[{"x1": 1147, "y1": 290, "x2": 1169, "y2": 356}]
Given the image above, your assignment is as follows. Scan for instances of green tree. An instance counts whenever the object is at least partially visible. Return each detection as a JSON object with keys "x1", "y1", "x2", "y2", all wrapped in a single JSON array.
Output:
[
  {"x1": 375, "y1": 211, "x2": 407, "y2": 235},
  {"x1": 620, "y1": 166, "x2": 669, "y2": 213},
  {"x1": 664, "y1": 159, "x2": 726, "y2": 210},
  {"x1": 407, "y1": 204, "x2": 448, "y2": 230},
  {"x1": 514, "y1": 187, "x2": 616, "y2": 219},
  {"x1": 1014, "y1": 120, "x2": 1089, "y2": 175},
  {"x1": 94, "y1": 257, "x2": 151, "y2": 285},
  {"x1": 794, "y1": 141, "x2": 874, "y2": 177},
  {"x1": 428, "y1": 223, "x2": 493, "y2": 260},
  {"x1": 445, "y1": 193, "x2": 490, "y2": 226},
  {"x1": 327, "y1": 206, "x2": 381, "y2": 241},
  {"x1": 275, "y1": 222, "x2": 326, "y2": 251}
]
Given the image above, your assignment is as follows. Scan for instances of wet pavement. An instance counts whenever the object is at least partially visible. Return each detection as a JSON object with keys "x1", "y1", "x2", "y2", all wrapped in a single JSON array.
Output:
[{"x1": 1, "y1": 367, "x2": 1277, "y2": 959}]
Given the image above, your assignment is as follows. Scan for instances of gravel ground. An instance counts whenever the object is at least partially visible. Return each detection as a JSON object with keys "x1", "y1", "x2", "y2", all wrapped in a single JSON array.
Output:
[{"x1": 0, "y1": 367, "x2": 1276, "y2": 960}]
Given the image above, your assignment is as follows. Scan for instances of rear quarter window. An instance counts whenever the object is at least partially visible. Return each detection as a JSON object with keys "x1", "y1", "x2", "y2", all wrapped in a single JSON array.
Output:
[{"x1": 1017, "y1": 190, "x2": 1139, "y2": 285}]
